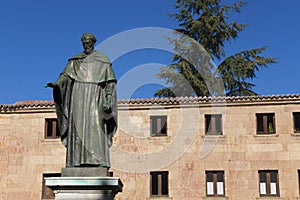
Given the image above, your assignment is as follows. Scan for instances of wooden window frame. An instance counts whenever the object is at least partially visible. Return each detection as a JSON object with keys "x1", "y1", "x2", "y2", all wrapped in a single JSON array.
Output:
[
  {"x1": 205, "y1": 171, "x2": 225, "y2": 197},
  {"x1": 205, "y1": 114, "x2": 223, "y2": 135},
  {"x1": 293, "y1": 112, "x2": 300, "y2": 133},
  {"x1": 150, "y1": 171, "x2": 169, "y2": 197},
  {"x1": 42, "y1": 173, "x2": 60, "y2": 199},
  {"x1": 256, "y1": 113, "x2": 276, "y2": 134},
  {"x1": 298, "y1": 170, "x2": 300, "y2": 196},
  {"x1": 259, "y1": 170, "x2": 279, "y2": 197},
  {"x1": 45, "y1": 118, "x2": 60, "y2": 139},
  {"x1": 150, "y1": 116, "x2": 167, "y2": 136}
]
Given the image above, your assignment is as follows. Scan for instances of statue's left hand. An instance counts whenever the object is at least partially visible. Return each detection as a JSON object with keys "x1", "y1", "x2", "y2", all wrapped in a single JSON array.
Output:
[{"x1": 104, "y1": 95, "x2": 112, "y2": 113}]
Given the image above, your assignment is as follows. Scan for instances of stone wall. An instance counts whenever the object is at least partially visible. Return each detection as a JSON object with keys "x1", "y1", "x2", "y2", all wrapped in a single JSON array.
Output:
[
  {"x1": 112, "y1": 101, "x2": 300, "y2": 199},
  {"x1": 1, "y1": 96, "x2": 300, "y2": 199},
  {"x1": 0, "y1": 109, "x2": 65, "y2": 199}
]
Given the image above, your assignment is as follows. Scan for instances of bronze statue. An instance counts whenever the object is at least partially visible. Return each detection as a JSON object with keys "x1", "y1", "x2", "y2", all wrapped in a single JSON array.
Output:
[{"x1": 47, "y1": 33, "x2": 117, "y2": 169}]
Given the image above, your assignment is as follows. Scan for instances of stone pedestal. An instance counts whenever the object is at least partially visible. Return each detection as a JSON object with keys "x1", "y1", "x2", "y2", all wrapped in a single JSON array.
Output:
[
  {"x1": 61, "y1": 167, "x2": 108, "y2": 177},
  {"x1": 45, "y1": 176, "x2": 123, "y2": 200}
]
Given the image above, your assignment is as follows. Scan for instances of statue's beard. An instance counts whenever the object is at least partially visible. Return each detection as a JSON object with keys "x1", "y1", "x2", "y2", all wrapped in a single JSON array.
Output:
[{"x1": 84, "y1": 48, "x2": 93, "y2": 54}]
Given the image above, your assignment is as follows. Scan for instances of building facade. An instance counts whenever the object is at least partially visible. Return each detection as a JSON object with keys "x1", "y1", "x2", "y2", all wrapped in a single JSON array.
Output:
[{"x1": 1, "y1": 95, "x2": 300, "y2": 199}]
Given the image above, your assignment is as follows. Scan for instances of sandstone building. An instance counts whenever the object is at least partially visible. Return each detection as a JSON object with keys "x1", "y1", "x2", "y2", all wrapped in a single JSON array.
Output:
[{"x1": 1, "y1": 95, "x2": 300, "y2": 199}]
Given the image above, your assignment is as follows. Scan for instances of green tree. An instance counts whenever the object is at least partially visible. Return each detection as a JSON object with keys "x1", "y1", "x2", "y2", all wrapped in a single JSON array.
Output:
[{"x1": 155, "y1": 0, "x2": 276, "y2": 97}]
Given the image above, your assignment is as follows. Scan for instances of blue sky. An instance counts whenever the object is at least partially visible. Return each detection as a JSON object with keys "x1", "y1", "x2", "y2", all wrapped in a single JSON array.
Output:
[{"x1": 0, "y1": 0, "x2": 299, "y2": 104}]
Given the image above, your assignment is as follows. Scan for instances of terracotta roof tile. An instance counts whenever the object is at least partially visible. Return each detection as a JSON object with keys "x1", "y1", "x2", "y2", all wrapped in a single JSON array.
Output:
[
  {"x1": 0, "y1": 100, "x2": 54, "y2": 110},
  {"x1": 1, "y1": 94, "x2": 300, "y2": 110}
]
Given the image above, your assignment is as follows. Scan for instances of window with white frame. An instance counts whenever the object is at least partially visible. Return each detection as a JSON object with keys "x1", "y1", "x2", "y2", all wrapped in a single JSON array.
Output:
[
  {"x1": 259, "y1": 170, "x2": 279, "y2": 196},
  {"x1": 206, "y1": 171, "x2": 225, "y2": 196}
]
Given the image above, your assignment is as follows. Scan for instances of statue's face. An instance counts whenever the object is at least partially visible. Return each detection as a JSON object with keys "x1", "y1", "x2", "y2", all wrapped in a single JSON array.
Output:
[{"x1": 82, "y1": 39, "x2": 95, "y2": 54}]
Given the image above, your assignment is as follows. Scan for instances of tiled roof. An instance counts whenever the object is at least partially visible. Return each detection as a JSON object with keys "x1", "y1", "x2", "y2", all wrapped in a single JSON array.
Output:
[
  {"x1": 1, "y1": 94, "x2": 300, "y2": 111},
  {"x1": 118, "y1": 94, "x2": 300, "y2": 105},
  {"x1": 0, "y1": 100, "x2": 54, "y2": 110}
]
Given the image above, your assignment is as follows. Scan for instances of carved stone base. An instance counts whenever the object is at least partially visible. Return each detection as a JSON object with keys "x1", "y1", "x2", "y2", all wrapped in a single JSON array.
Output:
[{"x1": 45, "y1": 177, "x2": 123, "y2": 200}]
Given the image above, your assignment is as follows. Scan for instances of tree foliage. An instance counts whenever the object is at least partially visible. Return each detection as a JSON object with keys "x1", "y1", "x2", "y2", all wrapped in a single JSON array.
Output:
[{"x1": 155, "y1": 0, "x2": 276, "y2": 97}]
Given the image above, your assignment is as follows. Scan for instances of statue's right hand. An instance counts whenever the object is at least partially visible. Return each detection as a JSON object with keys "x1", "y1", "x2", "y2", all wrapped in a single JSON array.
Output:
[{"x1": 45, "y1": 82, "x2": 56, "y2": 88}]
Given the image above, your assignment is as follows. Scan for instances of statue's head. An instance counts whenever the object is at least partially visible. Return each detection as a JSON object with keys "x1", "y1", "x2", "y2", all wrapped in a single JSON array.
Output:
[{"x1": 81, "y1": 33, "x2": 97, "y2": 55}]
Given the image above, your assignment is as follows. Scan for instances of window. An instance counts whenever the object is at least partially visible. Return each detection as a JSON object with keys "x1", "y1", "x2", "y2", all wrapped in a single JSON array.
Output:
[
  {"x1": 259, "y1": 170, "x2": 279, "y2": 196},
  {"x1": 45, "y1": 118, "x2": 60, "y2": 139},
  {"x1": 293, "y1": 112, "x2": 300, "y2": 133},
  {"x1": 150, "y1": 116, "x2": 167, "y2": 136},
  {"x1": 298, "y1": 170, "x2": 300, "y2": 195},
  {"x1": 206, "y1": 171, "x2": 225, "y2": 196},
  {"x1": 256, "y1": 113, "x2": 275, "y2": 134},
  {"x1": 205, "y1": 114, "x2": 222, "y2": 135},
  {"x1": 42, "y1": 173, "x2": 60, "y2": 199},
  {"x1": 150, "y1": 171, "x2": 168, "y2": 197}
]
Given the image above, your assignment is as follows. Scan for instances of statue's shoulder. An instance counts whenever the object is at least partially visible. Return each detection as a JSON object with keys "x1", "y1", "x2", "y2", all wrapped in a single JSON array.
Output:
[
  {"x1": 68, "y1": 51, "x2": 111, "y2": 64},
  {"x1": 93, "y1": 50, "x2": 111, "y2": 64},
  {"x1": 68, "y1": 52, "x2": 86, "y2": 61}
]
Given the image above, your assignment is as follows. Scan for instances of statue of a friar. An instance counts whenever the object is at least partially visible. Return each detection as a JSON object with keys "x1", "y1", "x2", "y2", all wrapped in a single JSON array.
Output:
[{"x1": 47, "y1": 33, "x2": 117, "y2": 170}]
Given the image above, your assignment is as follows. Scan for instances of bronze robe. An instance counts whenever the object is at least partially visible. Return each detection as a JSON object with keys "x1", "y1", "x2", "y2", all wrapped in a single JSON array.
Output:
[{"x1": 53, "y1": 50, "x2": 117, "y2": 168}]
